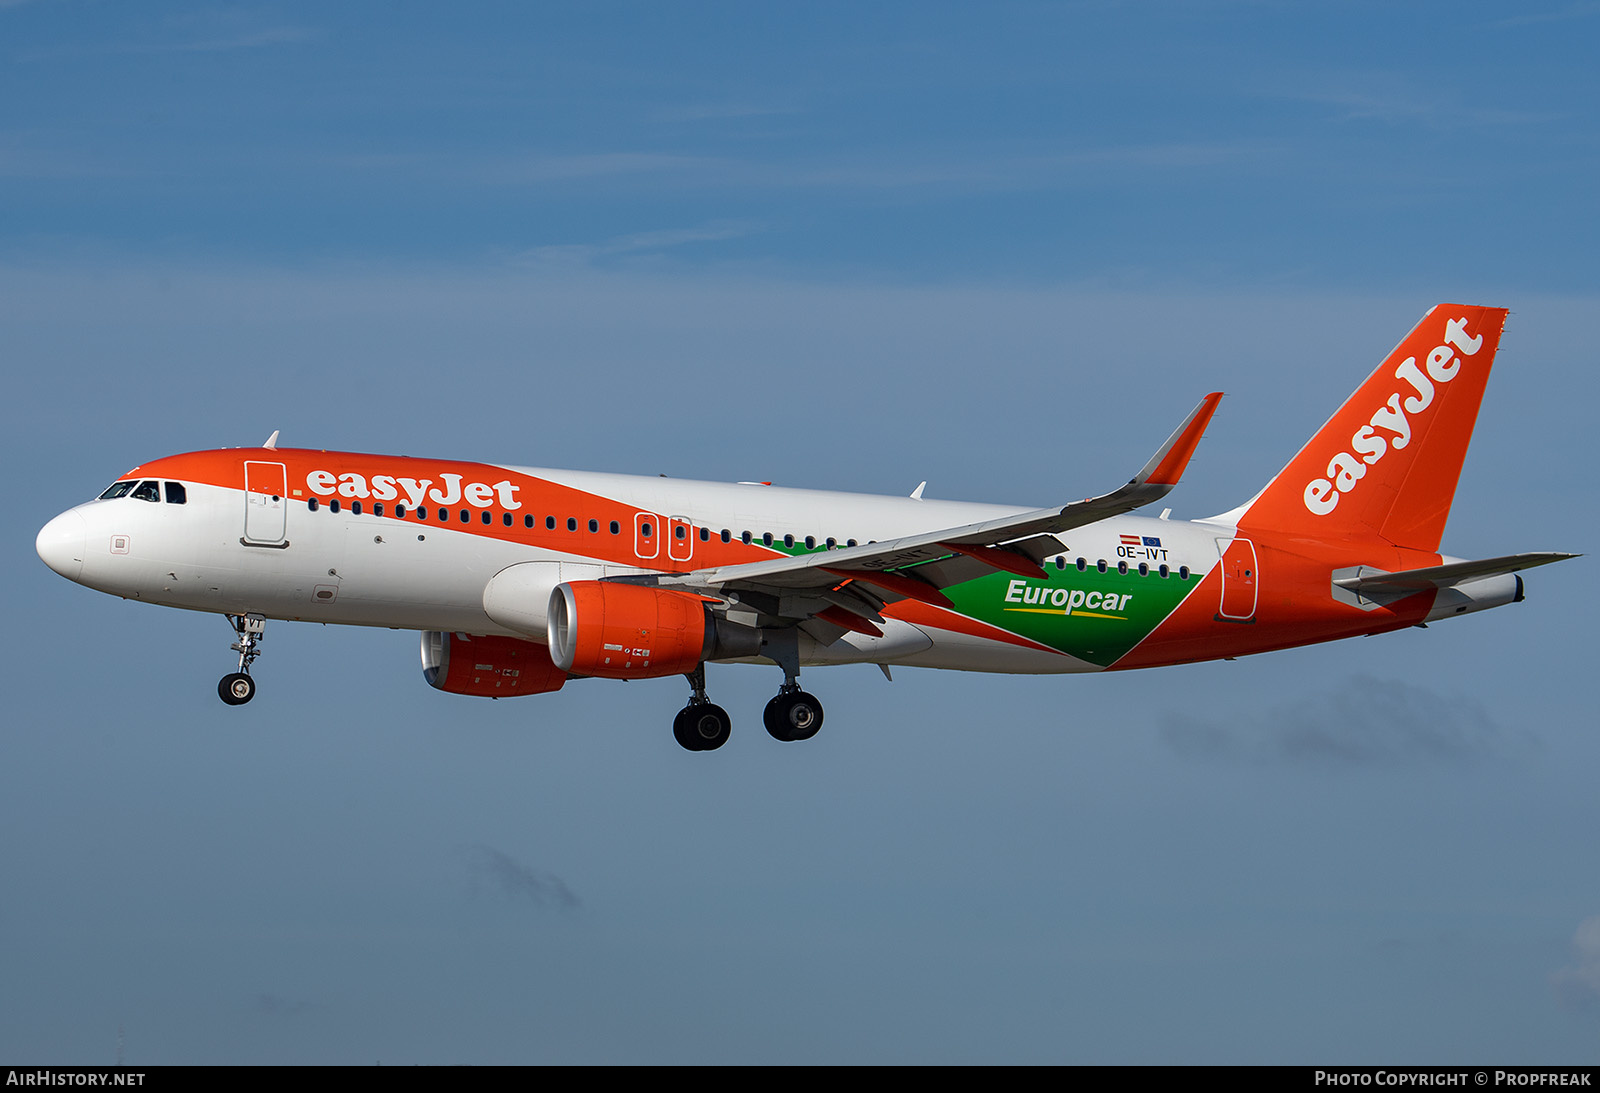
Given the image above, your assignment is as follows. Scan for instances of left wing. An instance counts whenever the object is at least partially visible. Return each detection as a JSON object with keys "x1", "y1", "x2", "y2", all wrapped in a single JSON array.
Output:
[{"x1": 650, "y1": 393, "x2": 1223, "y2": 630}]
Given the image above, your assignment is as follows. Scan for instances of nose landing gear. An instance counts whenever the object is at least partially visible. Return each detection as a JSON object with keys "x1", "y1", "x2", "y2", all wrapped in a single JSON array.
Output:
[{"x1": 218, "y1": 613, "x2": 266, "y2": 706}]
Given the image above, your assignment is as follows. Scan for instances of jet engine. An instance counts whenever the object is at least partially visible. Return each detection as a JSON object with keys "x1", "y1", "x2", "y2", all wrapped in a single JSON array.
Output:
[
  {"x1": 546, "y1": 581, "x2": 759, "y2": 679},
  {"x1": 420, "y1": 631, "x2": 567, "y2": 697}
]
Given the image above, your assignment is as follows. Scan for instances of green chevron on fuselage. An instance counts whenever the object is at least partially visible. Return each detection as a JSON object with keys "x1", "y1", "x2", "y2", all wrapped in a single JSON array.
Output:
[{"x1": 943, "y1": 566, "x2": 1201, "y2": 666}]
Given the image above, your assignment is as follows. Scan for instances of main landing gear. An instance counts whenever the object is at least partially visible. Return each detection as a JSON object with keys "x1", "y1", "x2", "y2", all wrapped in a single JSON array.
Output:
[
  {"x1": 671, "y1": 635, "x2": 826, "y2": 752},
  {"x1": 218, "y1": 613, "x2": 266, "y2": 706},
  {"x1": 674, "y1": 664, "x2": 732, "y2": 751},
  {"x1": 763, "y1": 686, "x2": 824, "y2": 742},
  {"x1": 759, "y1": 626, "x2": 823, "y2": 742}
]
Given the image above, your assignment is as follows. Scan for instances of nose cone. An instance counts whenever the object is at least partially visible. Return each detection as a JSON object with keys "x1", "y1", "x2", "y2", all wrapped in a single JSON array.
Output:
[{"x1": 37, "y1": 509, "x2": 86, "y2": 582}]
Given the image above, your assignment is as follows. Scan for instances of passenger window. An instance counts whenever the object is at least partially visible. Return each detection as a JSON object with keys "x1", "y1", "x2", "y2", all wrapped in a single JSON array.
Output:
[
  {"x1": 568, "y1": 517, "x2": 578, "y2": 532},
  {"x1": 352, "y1": 501, "x2": 363, "y2": 516},
  {"x1": 675, "y1": 525, "x2": 686, "y2": 540},
  {"x1": 641, "y1": 522, "x2": 652, "y2": 537},
  {"x1": 1096, "y1": 560, "x2": 1107, "y2": 573},
  {"x1": 417, "y1": 507, "x2": 427, "y2": 520},
  {"x1": 460, "y1": 509, "x2": 469, "y2": 523},
  {"x1": 589, "y1": 519, "x2": 599, "y2": 533},
  {"x1": 1055, "y1": 557, "x2": 1065, "y2": 570},
  {"x1": 1159, "y1": 564, "x2": 1169, "y2": 578},
  {"x1": 99, "y1": 480, "x2": 139, "y2": 500},
  {"x1": 610, "y1": 521, "x2": 620, "y2": 534},
  {"x1": 804, "y1": 536, "x2": 815, "y2": 550},
  {"x1": 742, "y1": 531, "x2": 752, "y2": 545},
  {"x1": 132, "y1": 480, "x2": 161, "y2": 503},
  {"x1": 330, "y1": 499, "x2": 342, "y2": 513},
  {"x1": 163, "y1": 482, "x2": 187, "y2": 505},
  {"x1": 1179, "y1": 566, "x2": 1190, "y2": 580},
  {"x1": 699, "y1": 527, "x2": 709, "y2": 541},
  {"x1": 503, "y1": 513, "x2": 513, "y2": 527},
  {"x1": 721, "y1": 529, "x2": 732, "y2": 543},
  {"x1": 1117, "y1": 561, "x2": 1128, "y2": 575},
  {"x1": 826, "y1": 537, "x2": 837, "y2": 549},
  {"x1": 481, "y1": 511, "x2": 491, "y2": 525},
  {"x1": 762, "y1": 532, "x2": 773, "y2": 547},
  {"x1": 373, "y1": 503, "x2": 384, "y2": 517},
  {"x1": 396, "y1": 504, "x2": 407, "y2": 518},
  {"x1": 308, "y1": 498, "x2": 319, "y2": 512},
  {"x1": 525, "y1": 515, "x2": 534, "y2": 528},
  {"x1": 546, "y1": 516, "x2": 556, "y2": 530},
  {"x1": 783, "y1": 534, "x2": 794, "y2": 548}
]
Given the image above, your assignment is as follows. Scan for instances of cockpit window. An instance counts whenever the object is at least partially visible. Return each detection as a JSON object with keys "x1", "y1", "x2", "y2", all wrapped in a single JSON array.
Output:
[
  {"x1": 99, "y1": 480, "x2": 139, "y2": 500},
  {"x1": 164, "y1": 482, "x2": 187, "y2": 505},
  {"x1": 131, "y1": 480, "x2": 161, "y2": 503}
]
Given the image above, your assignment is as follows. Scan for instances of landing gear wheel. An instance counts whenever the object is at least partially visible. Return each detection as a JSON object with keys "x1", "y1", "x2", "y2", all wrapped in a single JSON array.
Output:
[
  {"x1": 674, "y1": 703, "x2": 731, "y2": 752},
  {"x1": 218, "y1": 672, "x2": 256, "y2": 706},
  {"x1": 764, "y1": 691, "x2": 824, "y2": 742}
]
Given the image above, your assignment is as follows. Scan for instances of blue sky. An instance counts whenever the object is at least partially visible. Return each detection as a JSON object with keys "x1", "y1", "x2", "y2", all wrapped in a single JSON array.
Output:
[{"x1": 4, "y1": 1, "x2": 1597, "y2": 1063}]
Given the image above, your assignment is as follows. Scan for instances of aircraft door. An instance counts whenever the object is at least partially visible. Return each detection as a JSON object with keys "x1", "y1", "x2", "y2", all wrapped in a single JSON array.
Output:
[
  {"x1": 634, "y1": 512, "x2": 659, "y2": 560},
  {"x1": 667, "y1": 516, "x2": 694, "y2": 563},
  {"x1": 1215, "y1": 537, "x2": 1258, "y2": 621},
  {"x1": 243, "y1": 461, "x2": 288, "y2": 545}
]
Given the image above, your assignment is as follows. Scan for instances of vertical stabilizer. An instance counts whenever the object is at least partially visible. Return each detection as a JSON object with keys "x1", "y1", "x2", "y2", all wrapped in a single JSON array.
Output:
[{"x1": 1233, "y1": 304, "x2": 1507, "y2": 552}]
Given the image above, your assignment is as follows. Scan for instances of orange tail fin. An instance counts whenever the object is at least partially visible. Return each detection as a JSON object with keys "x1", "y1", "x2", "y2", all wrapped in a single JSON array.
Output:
[{"x1": 1233, "y1": 304, "x2": 1508, "y2": 552}]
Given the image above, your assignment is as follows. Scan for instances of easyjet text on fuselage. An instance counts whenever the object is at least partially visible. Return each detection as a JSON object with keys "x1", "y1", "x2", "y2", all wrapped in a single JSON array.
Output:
[{"x1": 305, "y1": 470, "x2": 522, "y2": 510}]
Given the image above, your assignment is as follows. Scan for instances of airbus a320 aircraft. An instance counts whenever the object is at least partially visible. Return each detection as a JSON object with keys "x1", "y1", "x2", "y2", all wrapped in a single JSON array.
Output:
[{"x1": 37, "y1": 304, "x2": 1574, "y2": 751}]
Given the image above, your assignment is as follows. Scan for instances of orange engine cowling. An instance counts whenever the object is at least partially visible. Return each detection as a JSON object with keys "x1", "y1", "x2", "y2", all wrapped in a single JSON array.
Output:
[
  {"x1": 420, "y1": 631, "x2": 567, "y2": 697},
  {"x1": 547, "y1": 581, "x2": 709, "y2": 679}
]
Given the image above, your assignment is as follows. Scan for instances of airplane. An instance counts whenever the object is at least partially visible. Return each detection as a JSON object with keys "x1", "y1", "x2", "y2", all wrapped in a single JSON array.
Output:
[{"x1": 35, "y1": 303, "x2": 1575, "y2": 751}]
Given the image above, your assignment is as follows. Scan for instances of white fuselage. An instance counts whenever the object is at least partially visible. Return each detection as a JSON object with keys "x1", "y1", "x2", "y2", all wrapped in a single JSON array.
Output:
[{"x1": 39, "y1": 464, "x2": 1222, "y2": 675}]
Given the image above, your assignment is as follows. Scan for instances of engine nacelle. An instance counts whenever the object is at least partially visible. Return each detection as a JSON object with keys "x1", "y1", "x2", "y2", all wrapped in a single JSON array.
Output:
[
  {"x1": 481, "y1": 560, "x2": 610, "y2": 639},
  {"x1": 420, "y1": 631, "x2": 567, "y2": 697},
  {"x1": 547, "y1": 581, "x2": 713, "y2": 679}
]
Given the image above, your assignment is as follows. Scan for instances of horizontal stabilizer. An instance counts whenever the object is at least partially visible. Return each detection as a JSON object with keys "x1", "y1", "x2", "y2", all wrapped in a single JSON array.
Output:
[{"x1": 1334, "y1": 552, "x2": 1579, "y2": 597}]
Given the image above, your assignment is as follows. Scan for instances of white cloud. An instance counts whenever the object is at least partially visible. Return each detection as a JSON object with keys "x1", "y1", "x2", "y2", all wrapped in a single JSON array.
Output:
[
  {"x1": 490, "y1": 152, "x2": 727, "y2": 184},
  {"x1": 514, "y1": 220, "x2": 764, "y2": 267},
  {"x1": 1278, "y1": 72, "x2": 1557, "y2": 129},
  {"x1": 1552, "y1": 915, "x2": 1600, "y2": 1008},
  {"x1": 1481, "y1": 2, "x2": 1600, "y2": 29}
]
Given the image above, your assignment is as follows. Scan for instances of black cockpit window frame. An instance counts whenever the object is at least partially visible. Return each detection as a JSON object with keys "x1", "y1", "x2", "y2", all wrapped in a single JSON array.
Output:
[{"x1": 99, "y1": 480, "x2": 139, "y2": 500}]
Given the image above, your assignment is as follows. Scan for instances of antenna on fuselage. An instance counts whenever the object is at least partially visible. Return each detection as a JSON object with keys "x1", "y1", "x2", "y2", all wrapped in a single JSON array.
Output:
[
  {"x1": 910, "y1": 481, "x2": 926, "y2": 500},
  {"x1": 262, "y1": 430, "x2": 279, "y2": 450}
]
